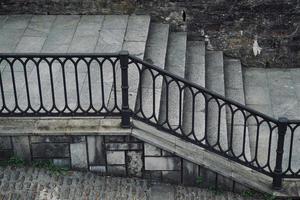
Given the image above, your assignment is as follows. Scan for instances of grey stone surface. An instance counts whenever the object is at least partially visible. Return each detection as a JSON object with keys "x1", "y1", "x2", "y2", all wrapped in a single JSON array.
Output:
[
  {"x1": 70, "y1": 142, "x2": 88, "y2": 169},
  {"x1": 87, "y1": 136, "x2": 106, "y2": 166},
  {"x1": 31, "y1": 143, "x2": 69, "y2": 158},
  {"x1": 105, "y1": 143, "x2": 143, "y2": 150},
  {"x1": 144, "y1": 143, "x2": 161, "y2": 156},
  {"x1": 107, "y1": 15, "x2": 150, "y2": 111},
  {"x1": 205, "y1": 51, "x2": 228, "y2": 150},
  {"x1": 224, "y1": 59, "x2": 251, "y2": 160},
  {"x1": 182, "y1": 41, "x2": 205, "y2": 140},
  {"x1": 12, "y1": 136, "x2": 31, "y2": 163},
  {"x1": 127, "y1": 151, "x2": 143, "y2": 177},
  {"x1": 0, "y1": 137, "x2": 12, "y2": 150},
  {"x1": 30, "y1": 136, "x2": 71, "y2": 143},
  {"x1": 106, "y1": 151, "x2": 125, "y2": 165},
  {"x1": 15, "y1": 36, "x2": 46, "y2": 53},
  {"x1": 125, "y1": 15, "x2": 150, "y2": 42},
  {"x1": 243, "y1": 67, "x2": 300, "y2": 171},
  {"x1": 182, "y1": 160, "x2": 198, "y2": 186},
  {"x1": 0, "y1": 150, "x2": 13, "y2": 160},
  {"x1": 145, "y1": 157, "x2": 181, "y2": 171},
  {"x1": 159, "y1": 32, "x2": 187, "y2": 127},
  {"x1": 107, "y1": 166, "x2": 126, "y2": 176},
  {"x1": 135, "y1": 23, "x2": 169, "y2": 119},
  {"x1": 53, "y1": 158, "x2": 71, "y2": 168}
]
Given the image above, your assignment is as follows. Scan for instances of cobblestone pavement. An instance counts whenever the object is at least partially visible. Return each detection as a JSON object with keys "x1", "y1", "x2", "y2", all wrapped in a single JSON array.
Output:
[{"x1": 0, "y1": 166, "x2": 255, "y2": 200}]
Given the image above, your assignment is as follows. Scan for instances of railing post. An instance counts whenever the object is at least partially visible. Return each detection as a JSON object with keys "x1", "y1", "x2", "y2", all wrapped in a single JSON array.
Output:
[
  {"x1": 272, "y1": 117, "x2": 288, "y2": 190},
  {"x1": 120, "y1": 50, "x2": 131, "y2": 128}
]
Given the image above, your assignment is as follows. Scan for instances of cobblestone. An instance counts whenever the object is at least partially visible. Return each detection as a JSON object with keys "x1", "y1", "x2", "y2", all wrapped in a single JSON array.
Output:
[{"x1": 0, "y1": 166, "x2": 254, "y2": 200}]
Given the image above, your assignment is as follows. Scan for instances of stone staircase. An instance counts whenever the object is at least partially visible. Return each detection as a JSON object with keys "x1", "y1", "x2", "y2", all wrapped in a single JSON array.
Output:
[{"x1": 1, "y1": 14, "x2": 300, "y2": 197}]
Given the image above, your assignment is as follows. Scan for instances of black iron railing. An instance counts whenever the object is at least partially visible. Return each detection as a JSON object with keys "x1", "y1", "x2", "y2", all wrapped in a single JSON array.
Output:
[{"x1": 0, "y1": 51, "x2": 299, "y2": 189}]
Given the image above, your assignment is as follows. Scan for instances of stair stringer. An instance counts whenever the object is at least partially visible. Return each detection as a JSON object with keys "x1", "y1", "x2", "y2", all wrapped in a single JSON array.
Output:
[{"x1": 131, "y1": 120, "x2": 295, "y2": 198}]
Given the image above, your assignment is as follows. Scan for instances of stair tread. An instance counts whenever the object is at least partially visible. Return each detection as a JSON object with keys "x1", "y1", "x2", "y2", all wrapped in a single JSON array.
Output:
[
  {"x1": 224, "y1": 58, "x2": 251, "y2": 160},
  {"x1": 135, "y1": 23, "x2": 170, "y2": 119},
  {"x1": 205, "y1": 51, "x2": 228, "y2": 150},
  {"x1": 182, "y1": 41, "x2": 206, "y2": 141},
  {"x1": 159, "y1": 32, "x2": 187, "y2": 127}
]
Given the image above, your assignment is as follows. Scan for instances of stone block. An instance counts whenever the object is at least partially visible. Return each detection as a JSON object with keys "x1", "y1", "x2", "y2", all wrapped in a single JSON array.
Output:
[
  {"x1": 12, "y1": 136, "x2": 31, "y2": 163},
  {"x1": 234, "y1": 181, "x2": 250, "y2": 194},
  {"x1": 68, "y1": 36, "x2": 98, "y2": 53},
  {"x1": 122, "y1": 41, "x2": 146, "y2": 59},
  {"x1": 105, "y1": 136, "x2": 125, "y2": 143},
  {"x1": 127, "y1": 151, "x2": 143, "y2": 177},
  {"x1": 182, "y1": 160, "x2": 198, "y2": 186},
  {"x1": 162, "y1": 171, "x2": 181, "y2": 184},
  {"x1": 0, "y1": 150, "x2": 13, "y2": 160},
  {"x1": 89, "y1": 166, "x2": 106, "y2": 173},
  {"x1": 70, "y1": 142, "x2": 88, "y2": 170},
  {"x1": 217, "y1": 174, "x2": 234, "y2": 191},
  {"x1": 145, "y1": 157, "x2": 181, "y2": 171},
  {"x1": 199, "y1": 168, "x2": 217, "y2": 188},
  {"x1": 31, "y1": 143, "x2": 70, "y2": 158},
  {"x1": 53, "y1": 158, "x2": 71, "y2": 168},
  {"x1": 144, "y1": 171, "x2": 162, "y2": 181},
  {"x1": 15, "y1": 36, "x2": 46, "y2": 53},
  {"x1": 106, "y1": 151, "x2": 125, "y2": 165},
  {"x1": 244, "y1": 86, "x2": 271, "y2": 105},
  {"x1": 87, "y1": 136, "x2": 106, "y2": 167},
  {"x1": 161, "y1": 150, "x2": 173, "y2": 156},
  {"x1": 30, "y1": 136, "x2": 71, "y2": 143},
  {"x1": 0, "y1": 137, "x2": 12, "y2": 150},
  {"x1": 105, "y1": 143, "x2": 143, "y2": 151},
  {"x1": 71, "y1": 136, "x2": 85, "y2": 143},
  {"x1": 144, "y1": 143, "x2": 161, "y2": 156},
  {"x1": 102, "y1": 15, "x2": 128, "y2": 30},
  {"x1": 107, "y1": 166, "x2": 126, "y2": 176}
]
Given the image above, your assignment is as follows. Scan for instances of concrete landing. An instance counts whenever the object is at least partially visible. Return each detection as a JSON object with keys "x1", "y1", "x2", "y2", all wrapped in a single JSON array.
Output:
[
  {"x1": 0, "y1": 15, "x2": 150, "y2": 111},
  {"x1": 243, "y1": 67, "x2": 300, "y2": 178}
]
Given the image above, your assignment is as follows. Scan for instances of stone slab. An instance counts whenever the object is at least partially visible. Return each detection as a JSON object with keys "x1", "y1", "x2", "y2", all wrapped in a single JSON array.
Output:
[
  {"x1": 145, "y1": 157, "x2": 181, "y2": 171},
  {"x1": 159, "y1": 32, "x2": 187, "y2": 127},
  {"x1": 106, "y1": 151, "x2": 125, "y2": 165},
  {"x1": 12, "y1": 136, "x2": 31, "y2": 162},
  {"x1": 70, "y1": 142, "x2": 88, "y2": 169},
  {"x1": 87, "y1": 136, "x2": 106, "y2": 166},
  {"x1": 31, "y1": 143, "x2": 70, "y2": 158},
  {"x1": 127, "y1": 151, "x2": 143, "y2": 177},
  {"x1": 0, "y1": 137, "x2": 12, "y2": 150},
  {"x1": 125, "y1": 15, "x2": 150, "y2": 42},
  {"x1": 15, "y1": 36, "x2": 46, "y2": 53}
]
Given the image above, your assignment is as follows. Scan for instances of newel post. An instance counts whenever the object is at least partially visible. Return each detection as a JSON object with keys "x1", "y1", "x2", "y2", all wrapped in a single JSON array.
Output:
[
  {"x1": 120, "y1": 51, "x2": 131, "y2": 128},
  {"x1": 272, "y1": 117, "x2": 288, "y2": 190}
]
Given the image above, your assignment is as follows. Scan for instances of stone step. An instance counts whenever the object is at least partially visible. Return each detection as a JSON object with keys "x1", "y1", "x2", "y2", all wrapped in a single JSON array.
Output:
[
  {"x1": 243, "y1": 68, "x2": 295, "y2": 174},
  {"x1": 135, "y1": 23, "x2": 170, "y2": 121},
  {"x1": 159, "y1": 32, "x2": 187, "y2": 128},
  {"x1": 205, "y1": 51, "x2": 228, "y2": 150},
  {"x1": 182, "y1": 41, "x2": 206, "y2": 140},
  {"x1": 107, "y1": 15, "x2": 151, "y2": 110},
  {"x1": 224, "y1": 58, "x2": 251, "y2": 161}
]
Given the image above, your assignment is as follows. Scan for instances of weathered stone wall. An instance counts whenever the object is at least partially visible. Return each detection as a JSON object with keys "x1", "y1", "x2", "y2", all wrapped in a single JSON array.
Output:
[
  {"x1": 0, "y1": 0, "x2": 299, "y2": 67},
  {"x1": 0, "y1": 135, "x2": 249, "y2": 193}
]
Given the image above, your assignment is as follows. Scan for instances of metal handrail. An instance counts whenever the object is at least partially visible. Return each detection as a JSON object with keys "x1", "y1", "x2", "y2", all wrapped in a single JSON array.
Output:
[{"x1": 0, "y1": 51, "x2": 299, "y2": 190}]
